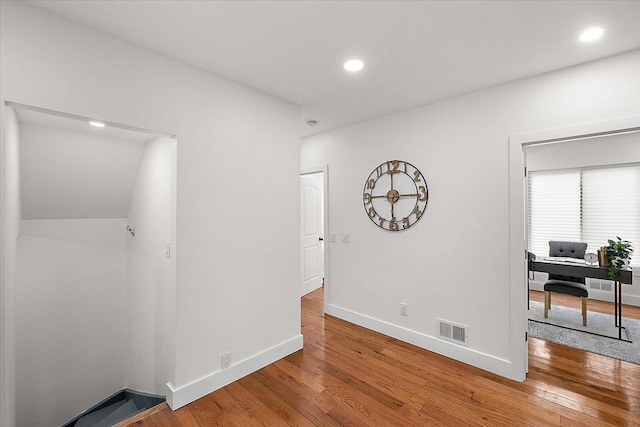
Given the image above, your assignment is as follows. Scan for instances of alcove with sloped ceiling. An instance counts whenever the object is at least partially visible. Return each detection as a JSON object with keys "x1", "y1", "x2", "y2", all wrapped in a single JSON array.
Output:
[{"x1": 13, "y1": 105, "x2": 176, "y2": 427}]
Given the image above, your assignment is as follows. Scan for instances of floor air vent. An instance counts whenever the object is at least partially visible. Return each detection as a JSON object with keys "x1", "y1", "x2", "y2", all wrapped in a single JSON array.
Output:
[
  {"x1": 438, "y1": 319, "x2": 468, "y2": 346},
  {"x1": 588, "y1": 278, "x2": 612, "y2": 292}
]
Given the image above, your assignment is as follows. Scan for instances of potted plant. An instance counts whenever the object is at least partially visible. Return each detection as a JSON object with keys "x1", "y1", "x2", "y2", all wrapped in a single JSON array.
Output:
[{"x1": 605, "y1": 237, "x2": 633, "y2": 280}]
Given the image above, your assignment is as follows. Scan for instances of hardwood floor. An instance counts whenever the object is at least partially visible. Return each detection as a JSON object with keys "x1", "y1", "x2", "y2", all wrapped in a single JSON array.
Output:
[{"x1": 123, "y1": 288, "x2": 640, "y2": 426}]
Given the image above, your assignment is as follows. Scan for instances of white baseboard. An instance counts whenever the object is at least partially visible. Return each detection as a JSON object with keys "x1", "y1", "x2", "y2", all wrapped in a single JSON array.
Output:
[
  {"x1": 529, "y1": 281, "x2": 544, "y2": 292},
  {"x1": 530, "y1": 280, "x2": 640, "y2": 306},
  {"x1": 301, "y1": 282, "x2": 322, "y2": 297},
  {"x1": 165, "y1": 334, "x2": 303, "y2": 410},
  {"x1": 325, "y1": 304, "x2": 518, "y2": 381},
  {"x1": 621, "y1": 294, "x2": 640, "y2": 306}
]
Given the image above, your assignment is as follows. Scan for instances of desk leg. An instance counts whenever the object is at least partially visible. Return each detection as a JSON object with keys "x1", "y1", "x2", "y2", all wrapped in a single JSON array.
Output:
[
  {"x1": 615, "y1": 280, "x2": 619, "y2": 328},
  {"x1": 616, "y1": 280, "x2": 622, "y2": 340}
]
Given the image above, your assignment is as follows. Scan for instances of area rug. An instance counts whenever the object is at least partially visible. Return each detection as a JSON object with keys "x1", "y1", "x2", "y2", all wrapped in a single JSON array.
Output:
[{"x1": 528, "y1": 301, "x2": 640, "y2": 365}]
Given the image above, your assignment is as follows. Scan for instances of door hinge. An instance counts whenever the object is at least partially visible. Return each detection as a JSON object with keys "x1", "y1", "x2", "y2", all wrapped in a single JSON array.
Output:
[
  {"x1": 524, "y1": 167, "x2": 527, "y2": 177},
  {"x1": 525, "y1": 331, "x2": 528, "y2": 341}
]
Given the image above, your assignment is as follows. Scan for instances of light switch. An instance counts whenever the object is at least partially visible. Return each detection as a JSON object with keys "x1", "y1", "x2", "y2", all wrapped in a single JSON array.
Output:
[
  {"x1": 341, "y1": 233, "x2": 350, "y2": 243},
  {"x1": 330, "y1": 232, "x2": 336, "y2": 243}
]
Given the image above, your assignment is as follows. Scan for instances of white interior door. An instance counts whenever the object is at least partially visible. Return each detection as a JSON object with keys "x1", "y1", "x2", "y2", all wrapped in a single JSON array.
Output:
[{"x1": 301, "y1": 172, "x2": 324, "y2": 296}]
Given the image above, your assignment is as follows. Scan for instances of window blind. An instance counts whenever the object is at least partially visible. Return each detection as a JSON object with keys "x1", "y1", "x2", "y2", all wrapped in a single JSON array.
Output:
[
  {"x1": 528, "y1": 165, "x2": 640, "y2": 267},
  {"x1": 582, "y1": 167, "x2": 640, "y2": 267},
  {"x1": 528, "y1": 171, "x2": 581, "y2": 259}
]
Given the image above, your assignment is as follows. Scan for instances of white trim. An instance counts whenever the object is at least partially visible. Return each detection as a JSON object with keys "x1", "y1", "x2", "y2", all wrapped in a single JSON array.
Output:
[
  {"x1": 0, "y1": 102, "x2": 17, "y2": 427},
  {"x1": 1, "y1": 103, "x2": 7, "y2": 427},
  {"x1": 300, "y1": 165, "x2": 329, "y2": 307},
  {"x1": 510, "y1": 115, "x2": 640, "y2": 379},
  {"x1": 300, "y1": 166, "x2": 326, "y2": 175},
  {"x1": 510, "y1": 116, "x2": 640, "y2": 148},
  {"x1": 617, "y1": 294, "x2": 640, "y2": 307},
  {"x1": 529, "y1": 279, "x2": 640, "y2": 307},
  {"x1": 326, "y1": 304, "x2": 517, "y2": 380},
  {"x1": 301, "y1": 281, "x2": 321, "y2": 297},
  {"x1": 5, "y1": 101, "x2": 177, "y2": 139},
  {"x1": 165, "y1": 334, "x2": 303, "y2": 410},
  {"x1": 508, "y1": 135, "x2": 528, "y2": 382},
  {"x1": 587, "y1": 289, "x2": 640, "y2": 307},
  {"x1": 529, "y1": 281, "x2": 544, "y2": 292}
]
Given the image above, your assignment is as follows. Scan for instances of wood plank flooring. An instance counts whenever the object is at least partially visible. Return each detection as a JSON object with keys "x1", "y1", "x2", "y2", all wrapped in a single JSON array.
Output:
[{"x1": 122, "y1": 288, "x2": 640, "y2": 426}]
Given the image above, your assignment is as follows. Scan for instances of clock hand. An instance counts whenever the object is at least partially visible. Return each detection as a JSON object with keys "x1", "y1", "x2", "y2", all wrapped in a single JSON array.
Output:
[
  {"x1": 390, "y1": 173, "x2": 396, "y2": 218},
  {"x1": 372, "y1": 193, "x2": 411, "y2": 201}
]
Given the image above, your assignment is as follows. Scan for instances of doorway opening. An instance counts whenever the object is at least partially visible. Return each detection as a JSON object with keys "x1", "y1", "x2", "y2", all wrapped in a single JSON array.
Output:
[
  {"x1": 508, "y1": 115, "x2": 640, "y2": 375},
  {"x1": 7, "y1": 102, "x2": 177, "y2": 427}
]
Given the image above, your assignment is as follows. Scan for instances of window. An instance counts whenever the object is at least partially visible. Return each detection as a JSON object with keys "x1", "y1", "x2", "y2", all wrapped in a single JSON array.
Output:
[{"x1": 528, "y1": 165, "x2": 640, "y2": 267}]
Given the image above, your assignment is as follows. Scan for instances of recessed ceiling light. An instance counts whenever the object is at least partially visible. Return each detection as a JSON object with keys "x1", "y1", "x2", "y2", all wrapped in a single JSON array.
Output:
[
  {"x1": 579, "y1": 27, "x2": 604, "y2": 43},
  {"x1": 344, "y1": 59, "x2": 365, "y2": 72},
  {"x1": 89, "y1": 121, "x2": 105, "y2": 127}
]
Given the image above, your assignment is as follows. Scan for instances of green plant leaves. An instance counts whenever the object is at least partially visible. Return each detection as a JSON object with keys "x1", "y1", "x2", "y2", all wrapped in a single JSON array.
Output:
[{"x1": 605, "y1": 237, "x2": 634, "y2": 279}]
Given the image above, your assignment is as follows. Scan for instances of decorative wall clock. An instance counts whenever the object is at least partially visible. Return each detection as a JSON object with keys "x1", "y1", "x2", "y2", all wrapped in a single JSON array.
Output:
[{"x1": 362, "y1": 160, "x2": 428, "y2": 231}]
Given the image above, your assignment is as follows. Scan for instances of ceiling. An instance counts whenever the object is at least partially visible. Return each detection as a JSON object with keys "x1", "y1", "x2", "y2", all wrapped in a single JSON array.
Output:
[{"x1": 28, "y1": 0, "x2": 640, "y2": 137}]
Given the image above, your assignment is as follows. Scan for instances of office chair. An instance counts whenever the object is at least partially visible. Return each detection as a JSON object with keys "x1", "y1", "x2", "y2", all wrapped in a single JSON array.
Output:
[{"x1": 544, "y1": 241, "x2": 589, "y2": 326}]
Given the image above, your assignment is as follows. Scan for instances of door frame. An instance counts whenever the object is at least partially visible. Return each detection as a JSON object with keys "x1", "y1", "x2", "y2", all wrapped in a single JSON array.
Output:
[
  {"x1": 301, "y1": 165, "x2": 329, "y2": 309},
  {"x1": 508, "y1": 115, "x2": 640, "y2": 378}
]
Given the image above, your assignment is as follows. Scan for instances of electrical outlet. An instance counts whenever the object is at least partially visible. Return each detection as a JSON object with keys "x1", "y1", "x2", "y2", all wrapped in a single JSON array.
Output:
[
  {"x1": 330, "y1": 232, "x2": 337, "y2": 243},
  {"x1": 221, "y1": 351, "x2": 231, "y2": 369},
  {"x1": 400, "y1": 303, "x2": 408, "y2": 316}
]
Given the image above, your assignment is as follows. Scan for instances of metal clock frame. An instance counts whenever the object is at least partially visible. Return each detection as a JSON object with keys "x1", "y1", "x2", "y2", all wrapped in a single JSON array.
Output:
[{"x1": 362, "y1": 159, "x2": 428, "y2": 231}]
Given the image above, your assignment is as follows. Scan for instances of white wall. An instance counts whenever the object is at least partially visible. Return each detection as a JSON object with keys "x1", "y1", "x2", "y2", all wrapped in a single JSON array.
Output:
[
  {"x1": 126, "y1": 137, "x2": 176, "y2": 394},
  {"x1": 16, "y1": 219, "x2": 128, "y2": 427},
  {"x1": 302, "y1": 49, "x2": 640, "y2": 380},
  {"x1": 1, "y1": 106, "x2": 20, "y2": 427},
  {"x1": 19, "y1": 123, "x2": 147, "y2": 219},
  {"x1": 1, "y1": 1, "x2": 301, "y2": 411}
]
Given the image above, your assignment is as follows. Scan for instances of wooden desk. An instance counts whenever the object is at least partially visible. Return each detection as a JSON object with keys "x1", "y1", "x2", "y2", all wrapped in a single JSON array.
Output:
[{"x1": 530, "y1": 259, "x2": 633, "y2": 340}]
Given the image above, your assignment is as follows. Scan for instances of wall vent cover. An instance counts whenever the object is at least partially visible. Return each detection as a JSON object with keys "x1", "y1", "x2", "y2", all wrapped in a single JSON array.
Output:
[
  {"x1": 437, "y1": 318, "x2": 468, "y2": 346},
  {"x1": 588, "y1": 278, "x2": 613, "y2": 292}
]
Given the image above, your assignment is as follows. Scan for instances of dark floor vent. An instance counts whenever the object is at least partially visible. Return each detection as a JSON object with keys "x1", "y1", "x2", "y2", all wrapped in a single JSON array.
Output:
[{"x1": 62, "y1": 389, "x2": 165, "y2": 427}]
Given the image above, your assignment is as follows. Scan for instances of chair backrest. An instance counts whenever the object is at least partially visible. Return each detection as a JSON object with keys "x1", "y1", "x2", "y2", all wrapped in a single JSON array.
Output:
[{"x1": 548, "y1": 241, "x2": 588, "y2": 283}]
